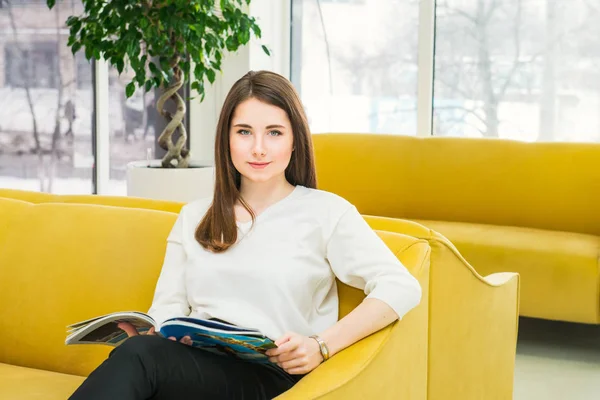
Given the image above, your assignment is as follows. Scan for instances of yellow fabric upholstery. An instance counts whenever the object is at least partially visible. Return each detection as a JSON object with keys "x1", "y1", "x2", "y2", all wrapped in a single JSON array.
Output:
[
  {"x1": 0, "y1": 202, "x2": 178, "y2": 376},
  {"x1": 413, "y1": 219, "x2": 600, "y2": 324},
  {"x1": 0, "y1": 197, "x2": 32, "y2": 243},
  {"x1": 0, "y1": 198, "x2": 430, "y2": 399},
  {"x1": 0, "y1": 363, "x2": 85, "y2": 400},
  {"x1": 0, "y1": 188, "x2": 185, "y2": 213},
  {"x1": 312, "y1": 133, "x2": 599, "y2": 325},
  {"x1": 364, "y1": 217, "x2": 519, "y2": 400},
  {"x1": 278, "y1": 232, "x2": 430, "y2": 400},
  {"x1": 0, "y1": 188, "x2": 56, "y2": 203},
  {"x1": 312, "y1": 133, "x2": 600, "y2": 235}
]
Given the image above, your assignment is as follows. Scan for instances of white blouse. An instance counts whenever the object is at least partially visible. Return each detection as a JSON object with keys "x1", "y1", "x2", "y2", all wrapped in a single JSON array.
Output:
[{"x1": 148, "y1": 185, "x2": 422, "y2": 340}]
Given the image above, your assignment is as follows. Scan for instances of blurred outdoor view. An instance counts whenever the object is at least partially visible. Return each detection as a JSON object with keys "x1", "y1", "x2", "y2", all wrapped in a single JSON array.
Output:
[
  {"x1": 0, "y1": 0, "x2": 160, "y2": 194},
  {"x1": 292, "y1": 0, "x2": 600, "y2": 142},
  {"x1": 1, "y1": 0, "x2": 599, "y2": 194}
]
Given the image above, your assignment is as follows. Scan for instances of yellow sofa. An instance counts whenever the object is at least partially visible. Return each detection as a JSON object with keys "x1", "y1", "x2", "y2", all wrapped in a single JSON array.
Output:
[
  {"x1": 0, "y1": 197, "x2": 430, "y2": 399},
  {"x1": 0, "y1": 190, "x2": 520, "y2": 399},
  {"x1": 312, "y1": 133, "x2": 599, "y2": 325}
]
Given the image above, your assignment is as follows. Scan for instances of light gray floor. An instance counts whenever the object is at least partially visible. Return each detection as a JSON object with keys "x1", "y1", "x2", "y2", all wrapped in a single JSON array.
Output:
[{"x1": 514, "y1": 317, "x2": 600, "y2": 400}]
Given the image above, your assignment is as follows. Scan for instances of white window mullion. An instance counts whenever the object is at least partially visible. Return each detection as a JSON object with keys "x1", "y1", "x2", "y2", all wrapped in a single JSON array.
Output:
[
  {"x1": 416, "y1": 0, "x2": 436, "y2": 137},
  {"x1": 94, "y1": 58, "x2": 110, "y2": 194}
]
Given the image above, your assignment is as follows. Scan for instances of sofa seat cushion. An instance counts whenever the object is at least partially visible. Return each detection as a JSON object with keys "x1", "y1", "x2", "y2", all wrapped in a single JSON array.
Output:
[
  {"x1": 413, "y1": 219, "x2": 600, "y2": 324},
  {"x1": 0, "y1": 363, "x2": 85, "y2": 399}
]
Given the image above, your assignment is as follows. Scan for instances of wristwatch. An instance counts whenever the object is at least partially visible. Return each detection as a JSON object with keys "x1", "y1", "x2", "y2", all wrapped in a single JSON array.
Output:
[{"x1": 309, "y1": 335, "x2": 330, "y2": 361}]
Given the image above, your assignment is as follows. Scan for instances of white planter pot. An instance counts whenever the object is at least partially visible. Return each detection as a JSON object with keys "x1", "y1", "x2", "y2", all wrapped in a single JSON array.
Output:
[{"x1": 126, "y1": 160, "x2": 215, "y2": 203}]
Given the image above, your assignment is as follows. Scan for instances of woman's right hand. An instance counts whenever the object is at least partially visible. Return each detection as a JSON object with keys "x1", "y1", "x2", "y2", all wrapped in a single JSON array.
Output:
[
  {"x1": 117, "y1": 322, "x2": 156, "y2": 337},
  {"x1": 117, "y1": 322, "x2": 192, "y2": 345}
]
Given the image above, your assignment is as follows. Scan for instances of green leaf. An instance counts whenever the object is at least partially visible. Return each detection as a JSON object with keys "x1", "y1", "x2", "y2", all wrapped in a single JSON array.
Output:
[
  {"x1": 206, "y1": 69, "x2": 216, "y2": 84},
  {"x1": 116, "y1": 58, "x2": 125, "y2": 74},
  {"x1": 252, "y1": 24, "x2": 262, "y2": 38},
  {"x1": 149, "y1": 62, "x2": 159, "y2": 75},
  {"x1": 125, "y1": 82, "x2": 136, "y2": 98},
  {"x1": 71, "y1": 42, "x2": 82, "y2": 55},
  {"x1": 54, "y1": 0, "x2": 265, "y2": 105},
  {"x1": 159, "y1": 57, "x2": 171, "y2": 71},
  {"x1": 66, "y1": 16, "x2": 77, "y2": 27}
]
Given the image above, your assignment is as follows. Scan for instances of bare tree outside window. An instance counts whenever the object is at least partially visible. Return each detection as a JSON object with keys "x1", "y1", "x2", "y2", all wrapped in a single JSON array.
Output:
[
  {"x1": 291, "y1": 0, "x2": 419, "y2": 135},
  {"x1": 434, "y1": 0, "x2": 600, "y2": 142},
  {"x1": 0, "y1": 0, "x2": 93, "y2": 193},
  {"x1": 0, "y1": 0, "x2": 181, "y2": 195}
]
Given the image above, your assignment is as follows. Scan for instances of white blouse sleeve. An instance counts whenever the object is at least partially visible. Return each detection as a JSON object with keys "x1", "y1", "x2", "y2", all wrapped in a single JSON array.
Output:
[
  {"x1": 326, "y1": 205, "x2": 422, "y2": 319},
  {"x1": 147, "y1": 207, "x2": 192, "y2": 325}
]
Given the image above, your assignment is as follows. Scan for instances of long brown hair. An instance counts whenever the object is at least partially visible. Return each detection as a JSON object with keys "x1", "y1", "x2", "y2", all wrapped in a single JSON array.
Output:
[{"x1": 195, "y1": 70, "x2": 317, "y2": 253}]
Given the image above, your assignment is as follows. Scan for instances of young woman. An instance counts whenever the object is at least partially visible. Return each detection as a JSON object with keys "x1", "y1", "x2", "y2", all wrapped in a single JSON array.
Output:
[{"x1": 70, "y1": 70, "x2": 421, "y2": 400}]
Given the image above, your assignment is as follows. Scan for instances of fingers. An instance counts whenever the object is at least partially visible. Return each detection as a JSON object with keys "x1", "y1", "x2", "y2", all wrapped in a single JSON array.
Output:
[
  {"x1": 180, "y1": 336, "x2": 192, "y2": 346},
  {"x1": 147, "y1": 327, "x2": 156, "y2": 335},
  {"x1": 167, "y1": 336, "x2": 191, "y2": 345},
  {"x1": 117, "y1": 322, "x2": 139, "y2": 337},
  {"x1": 278, "y1": 356, "x2": 308, "y2": 371},
  {"x1": 269, "y1": 345, "x2": 305, "y2": 363},
  {"x1": 268, "y1": 337, "x2": 300, "y2": 357},
  {"x1": 274, "y1": 332, "x2": 294, "y2": 347},
  {"x1": 286, "y1": 366, "x2": 309, "y2": 375}
]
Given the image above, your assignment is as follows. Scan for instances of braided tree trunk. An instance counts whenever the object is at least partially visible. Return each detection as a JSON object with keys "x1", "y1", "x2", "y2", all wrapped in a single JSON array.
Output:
[{"x1": 156, "y1": 57, "x2": 190, "y2": 168}]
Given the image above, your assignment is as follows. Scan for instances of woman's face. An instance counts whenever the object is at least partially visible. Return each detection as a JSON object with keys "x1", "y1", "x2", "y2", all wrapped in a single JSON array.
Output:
[{"x1": 229, "y1": 97, "x2": 294, "y2": 186}]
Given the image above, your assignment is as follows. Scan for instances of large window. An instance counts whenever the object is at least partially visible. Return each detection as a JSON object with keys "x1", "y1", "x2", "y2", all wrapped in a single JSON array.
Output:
[
  {"x1": 434, "y1": 0, "x2": 600, "y2": 142},
  {"x1": 0, "y1": 0, "x2": 189, "y2": 195},
  {"x1": 291, "y1": 0, "x2": 600, "y2": 143},
  {"x1": 291, "y1": 0, "x2": 420, "y2": 135},
  {"x1": 0, "y1": 1, "x2": 94, "y2": 194}
]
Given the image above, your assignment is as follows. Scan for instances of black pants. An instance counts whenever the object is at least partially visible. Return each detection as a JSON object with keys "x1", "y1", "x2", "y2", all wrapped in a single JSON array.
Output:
[{"x1": 69, "y1": 335, "x2": 303, "y2": 400}]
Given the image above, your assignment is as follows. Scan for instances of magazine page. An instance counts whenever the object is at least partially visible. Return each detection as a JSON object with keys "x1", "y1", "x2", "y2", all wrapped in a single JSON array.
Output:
[
  {"x1": 67, "y1": 311, "x2": 153, "y2": 329},
  {"x1": 159, "y1": 320, "x2": 277, "y2": 363},
  {"x1": 162, "y1": 317, "x2": 263, "y2": 335},
  {"x1": 66, "y1": 312, "x2": 156, "y2": 346}
]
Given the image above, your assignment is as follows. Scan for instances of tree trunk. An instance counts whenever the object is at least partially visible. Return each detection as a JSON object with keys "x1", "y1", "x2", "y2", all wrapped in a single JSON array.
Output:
[
  {"x1": 6, "y1": 3, "x2": 41, "y2": 154},
  {"x1": 476, "y1": 0, "x2": 499, "y2": 137},
  {"x1": 539, "y1": 0, "x2": 557, "y2": 141},
  {"x1": 48, "y1": 3, "x2": 66, "y2": 193},
  {"x1": 156, "y1": 62, "x2": 189, "y2": 168}
]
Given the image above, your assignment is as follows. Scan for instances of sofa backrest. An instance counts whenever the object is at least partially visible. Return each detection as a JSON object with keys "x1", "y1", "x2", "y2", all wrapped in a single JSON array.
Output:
[
  {"x1": 0, "y1": 198, "x2": 32, "y2": 243},
  {"x1": 313, "y1": 133, "x2": 600, "y2": 235},
  {"x1": 0, "y1": 188, "x2": 185, "y2": 214},
  {"x1": 0, "y1": 200, "x2": 430, "y2": 377},
  {"x1": 0, "y1": 202, "x2": 178, "y2": 376}
]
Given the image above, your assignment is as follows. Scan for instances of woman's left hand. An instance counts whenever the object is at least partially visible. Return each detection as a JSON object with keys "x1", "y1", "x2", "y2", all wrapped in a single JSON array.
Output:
[{"x1": 266, "y1": 332, "x2": 324, "y2": 375}]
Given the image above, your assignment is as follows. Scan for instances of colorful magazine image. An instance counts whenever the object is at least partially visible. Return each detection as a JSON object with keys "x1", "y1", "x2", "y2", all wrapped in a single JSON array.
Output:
[{"x1": 65, "y1": 311, "x2": 276, "y2": 363}]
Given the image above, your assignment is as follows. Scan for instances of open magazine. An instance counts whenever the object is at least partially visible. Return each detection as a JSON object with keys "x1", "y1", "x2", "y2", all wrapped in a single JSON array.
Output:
[{"x1": 66, "y1": 312, "x2": 277, "y2": 363}]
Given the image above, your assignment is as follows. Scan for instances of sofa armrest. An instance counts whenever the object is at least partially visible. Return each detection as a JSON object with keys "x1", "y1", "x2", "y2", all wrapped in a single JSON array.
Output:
[
  {"x1": 277, "y1": 235, "x2": 430, "y2": 400},
  {"x1": 428, "y1": 237, "x2": 519, "y2": 400},
  {"x1": 364, "y1": 216, "x2": 520, "y2": 400}
]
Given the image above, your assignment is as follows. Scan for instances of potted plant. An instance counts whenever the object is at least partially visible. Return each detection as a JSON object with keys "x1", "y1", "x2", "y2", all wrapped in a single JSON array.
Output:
[{"x1": 47, "y1": 0, "x2": 268, "y2": 201}]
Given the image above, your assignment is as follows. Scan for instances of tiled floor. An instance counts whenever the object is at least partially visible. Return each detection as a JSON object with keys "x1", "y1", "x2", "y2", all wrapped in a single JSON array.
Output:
[{"x1": 514, "y1": 317, "x2": 600, "y2": 400}]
